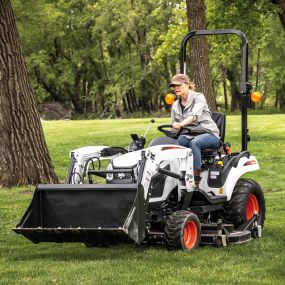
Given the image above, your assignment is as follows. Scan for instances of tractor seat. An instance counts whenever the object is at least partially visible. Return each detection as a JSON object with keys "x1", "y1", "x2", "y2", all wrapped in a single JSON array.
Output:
[{"x1": 201, "y1": 112, "x2": 226, "y2": 159}]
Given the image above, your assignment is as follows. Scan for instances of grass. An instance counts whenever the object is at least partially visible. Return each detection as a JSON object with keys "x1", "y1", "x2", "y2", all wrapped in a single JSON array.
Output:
[{"x1": 1, "y1": 114, "x2": 285, "y2": 285}]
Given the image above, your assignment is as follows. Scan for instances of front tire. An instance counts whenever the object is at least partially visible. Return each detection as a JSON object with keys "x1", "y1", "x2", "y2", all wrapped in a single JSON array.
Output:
[
  {"x1": 225, "y1": 179, "x2": 266, "y2": 228},
  {"x1": 164, "y1": 210, "x2": 201, "y2": 251}
]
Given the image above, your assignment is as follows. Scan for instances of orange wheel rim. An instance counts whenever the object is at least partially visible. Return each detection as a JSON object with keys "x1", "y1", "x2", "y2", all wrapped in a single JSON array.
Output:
[
  {"x1": 183, "y1": 220, "x2": 198, "y2": 250},
  {"x1": 246, "y1": 194, "x2": 260, "y2": 220}
]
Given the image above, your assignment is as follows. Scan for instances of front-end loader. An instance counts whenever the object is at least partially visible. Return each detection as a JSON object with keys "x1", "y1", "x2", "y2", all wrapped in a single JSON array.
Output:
[{"x1": 14, "y1": 30, "x2": 265, "y2": 251}]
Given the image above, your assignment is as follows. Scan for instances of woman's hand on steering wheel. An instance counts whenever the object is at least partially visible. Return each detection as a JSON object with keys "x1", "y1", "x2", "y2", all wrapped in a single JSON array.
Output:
[
  {"x1": 157, "y1": 124, "x2": 183, "y2": 139},
  {"x1": 172, "y1": 122, "x2": 184, "y2": 130}
]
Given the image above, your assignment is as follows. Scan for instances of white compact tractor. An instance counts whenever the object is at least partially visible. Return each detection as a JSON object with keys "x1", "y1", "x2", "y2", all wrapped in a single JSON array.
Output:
[{"x1": 14, "y1": 30, "x2": 265, "y2": 251}]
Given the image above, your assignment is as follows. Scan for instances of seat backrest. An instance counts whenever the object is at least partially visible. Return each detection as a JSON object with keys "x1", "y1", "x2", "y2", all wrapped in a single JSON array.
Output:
[{"x1": 211, "y1": 112, "x2": 226, "y2": 142}]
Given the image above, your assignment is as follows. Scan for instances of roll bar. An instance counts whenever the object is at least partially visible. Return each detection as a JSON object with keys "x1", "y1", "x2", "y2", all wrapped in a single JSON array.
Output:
[{"x1": 179, "y1": 29, "x2": 251, "y2": 151}]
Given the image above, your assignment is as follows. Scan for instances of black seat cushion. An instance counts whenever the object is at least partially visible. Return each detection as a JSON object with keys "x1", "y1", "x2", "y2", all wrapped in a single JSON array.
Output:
[
  {"x1": 211, "y1": 112, "x2": 226, "y2": 142},
  {"x1": 201, "y1": 112, "x2": 226, "y2": 157}
]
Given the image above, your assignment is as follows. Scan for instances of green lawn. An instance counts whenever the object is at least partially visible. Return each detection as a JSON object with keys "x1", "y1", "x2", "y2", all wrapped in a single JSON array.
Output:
[{"x1": 1, "y1": 115, "x2": 285, "y2": 285}]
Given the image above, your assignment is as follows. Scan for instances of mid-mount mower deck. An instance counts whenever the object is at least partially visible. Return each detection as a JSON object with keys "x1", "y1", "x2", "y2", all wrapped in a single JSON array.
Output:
[{"x1": 14, "y1": 30, "x2": 265, "y2": 251}]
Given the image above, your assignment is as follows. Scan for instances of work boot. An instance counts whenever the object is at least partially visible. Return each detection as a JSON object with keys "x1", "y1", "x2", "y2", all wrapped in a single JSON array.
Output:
[{"x1": 194, "y1": 169, "x2": 201, "y2": 190}]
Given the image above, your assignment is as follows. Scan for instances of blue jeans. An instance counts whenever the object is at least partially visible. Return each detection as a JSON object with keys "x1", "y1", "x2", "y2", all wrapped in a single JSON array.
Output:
[{"x1": 177, "y1": 134, "x2": 220, "y2": 169}]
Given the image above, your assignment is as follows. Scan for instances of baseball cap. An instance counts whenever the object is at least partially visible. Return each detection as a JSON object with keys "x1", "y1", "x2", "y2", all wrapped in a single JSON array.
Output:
[{"x1": 169, "y1": 74, "x2": 190, "y2": 87}]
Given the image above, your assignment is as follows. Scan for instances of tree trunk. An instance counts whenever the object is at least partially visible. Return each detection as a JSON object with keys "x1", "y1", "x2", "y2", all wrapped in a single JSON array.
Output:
[
  {"x1": 255, "y1": 48, "x2": 261, "y2": 90},
  {"x1": 126, "y1": 91, "x2": 134, "y2": 113},
  {"x1": 223, "y1": 77, "x2": 228, "y2": 111},
  {"x1": 272, "y1": 0, "x2": 285, "y2": 29},
  {"x1": 226, "y1": 68, "x2": 241, "y2": 112},
  {"x1": 0, "y1": 0, "x2": 58, "y2": 187},
  {"x1": 163, "y1": 56, "x2": 170, "y2": 83},
  {"x1": 98, "y1": 89, "x2": 105, "y2": 113},
  {"x1": 122, "y1": 96, "x2": 129, "y2": 113},
  {"x1": 113, "y1": 93, "x2": 122, "y2": 118},
  {"x1": 73, "y1": 68, "x2": 84, "y2": 113},
  {"x1": 130, "y1": 89, "x2": 138, "y2": 111},
  {"x1": 261, "y1": 78, "x2": 268, "y2": 109},
  {"x1": 186, "y1": 0, "x2": 216, "y2": 111},
  {"x1": 275, "y1": 84, "x2": 285, "y2": 109}
]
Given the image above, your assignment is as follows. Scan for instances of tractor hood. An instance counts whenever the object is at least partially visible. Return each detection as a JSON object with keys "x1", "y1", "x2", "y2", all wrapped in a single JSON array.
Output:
[{"x1": 112, "y1": 145, "x2": 185, "y2": 169}]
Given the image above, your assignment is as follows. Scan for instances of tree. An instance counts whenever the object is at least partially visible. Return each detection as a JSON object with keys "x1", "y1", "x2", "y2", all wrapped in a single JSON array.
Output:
[
  {"x1": 0, "y1": 0, "x2": 58, "y2": 187},
  {"x1": 271, "y1": 0, "x2": 285, "y2": 108},
  {"x1": 13, "y1": 0, "x2": 180, "y2": 117},
  {"x1": 206, "y1": 0, "x2": 285, "y2": 110},
  {"x1": 11, "y1": 0, "x2": 285, "y2": 114},
  {"x1": 186, "y1": 0, "x2": 216, "y2": 111},
  {"x1": 272, "y1": 0, "x2": 285, "y2": 28}
]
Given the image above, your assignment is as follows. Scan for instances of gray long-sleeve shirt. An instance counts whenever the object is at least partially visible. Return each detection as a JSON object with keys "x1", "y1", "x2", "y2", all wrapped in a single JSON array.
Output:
[{"x1": 171, "y1": 90, "x2": 220, "y2": 138}]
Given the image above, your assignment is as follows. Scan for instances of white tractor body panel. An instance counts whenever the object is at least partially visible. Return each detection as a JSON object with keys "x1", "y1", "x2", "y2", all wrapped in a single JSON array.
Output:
[
  {"x1": 201, "y1": 155, "x2": 260, "y2": 200},
  {"x1": 112, "y1": 145, "x2": 195, "y2": 202},
  {"x1": 69, "y1": 145, "x2": 259, "y2": 203}
]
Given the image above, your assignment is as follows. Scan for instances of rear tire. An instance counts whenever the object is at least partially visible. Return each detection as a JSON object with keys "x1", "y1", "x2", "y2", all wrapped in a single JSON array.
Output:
[
  {"x1": 225, "y1": 179, "x2": 265, "y2": 228},
  {"x1": 164, "y1": 210, "x2": 201, "y2": 251}
]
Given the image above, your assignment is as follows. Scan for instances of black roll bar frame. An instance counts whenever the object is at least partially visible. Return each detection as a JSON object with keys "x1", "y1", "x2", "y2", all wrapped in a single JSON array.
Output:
[{"x1": 180, "y1": 29, "x2": 250, "y2": 151}]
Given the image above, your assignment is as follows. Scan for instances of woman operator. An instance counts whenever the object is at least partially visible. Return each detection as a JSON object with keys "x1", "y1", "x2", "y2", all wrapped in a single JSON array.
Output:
[{"x1": 169, "y1": 74, "x2": 220, "y2": 189}]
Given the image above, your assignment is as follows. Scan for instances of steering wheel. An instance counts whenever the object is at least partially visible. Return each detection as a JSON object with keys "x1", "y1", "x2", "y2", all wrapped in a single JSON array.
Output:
[
  {"x1": 157, "y1": 124, "x2": 182, "y2": 139},
  {"x1": 158, "y1": 124, "x2": 205, "y2": 139}
]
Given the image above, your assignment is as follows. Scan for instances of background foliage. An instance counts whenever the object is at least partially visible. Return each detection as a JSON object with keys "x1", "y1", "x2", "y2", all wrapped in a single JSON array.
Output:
[{"x1": 12, "y1": 0, "x2": 285, "y2": 117}]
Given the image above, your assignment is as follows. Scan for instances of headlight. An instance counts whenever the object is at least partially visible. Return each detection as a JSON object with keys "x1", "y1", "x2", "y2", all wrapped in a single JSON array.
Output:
[{"x1": 106, "y1": 164, "x2": 113, "y2": 181}]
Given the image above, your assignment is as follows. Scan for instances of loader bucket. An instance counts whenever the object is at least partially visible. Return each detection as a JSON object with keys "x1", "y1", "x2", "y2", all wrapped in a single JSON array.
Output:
[{"x1": 13, "y1": 183, "x2": 145, "y2": 245}]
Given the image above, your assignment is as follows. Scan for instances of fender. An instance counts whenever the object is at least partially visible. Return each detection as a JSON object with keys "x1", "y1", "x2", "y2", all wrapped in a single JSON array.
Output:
[
  {"x1": 223, "y1": 155, "x2": 259, "y2": 200},
  {"x1": 201, "y1": 155, "x2": 259, "y2": 200}
]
